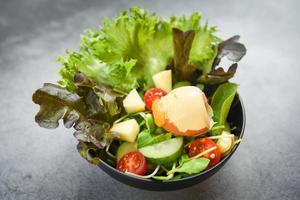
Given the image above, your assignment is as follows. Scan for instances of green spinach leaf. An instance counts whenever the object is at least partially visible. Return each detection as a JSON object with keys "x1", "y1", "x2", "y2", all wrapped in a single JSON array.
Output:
[
  {"x1": 211, "y1": 82, "x2": 238, "y2": 135},
  {"x1": 170, "y1": 157, "x2": 210, "y2": 175},
  {"x1": 137, "y1": 130, "x2": 172, "y2": 148}
]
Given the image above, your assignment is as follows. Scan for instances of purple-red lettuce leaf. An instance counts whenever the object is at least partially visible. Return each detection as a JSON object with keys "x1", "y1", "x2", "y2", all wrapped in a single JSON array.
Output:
[
  {"x1": 198, "y1": 63, "x2": 238, "y2": 85},
  {"x1": 172, "y1": 28, "x2": 196, "y2": 80},
  {"x1": 32, "y1": 83, "x2": 85, "y2": 129},
  {"x1": 32, "y1": 79, "x2": 121, "y2": 164},
  {"x1": 74, "y1": 72, "x2": 124, "y2": 121},
  {"x1": 198, "y1": 35, "x2": 246, "y2": 85}
]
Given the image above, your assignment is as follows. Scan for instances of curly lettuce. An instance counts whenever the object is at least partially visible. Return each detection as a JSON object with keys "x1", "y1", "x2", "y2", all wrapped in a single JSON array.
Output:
[{"x1": 58, "y1": 7, "x2": 220, "y2": 92}]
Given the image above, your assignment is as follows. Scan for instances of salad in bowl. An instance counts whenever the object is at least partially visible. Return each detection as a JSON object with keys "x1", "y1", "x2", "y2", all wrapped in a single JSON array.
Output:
[{"x1": 32, "y1": 7, "x2": 246, "y2": 184}]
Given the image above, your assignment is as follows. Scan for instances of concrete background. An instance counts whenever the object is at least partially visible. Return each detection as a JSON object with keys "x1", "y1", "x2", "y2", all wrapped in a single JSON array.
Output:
[{"x1": 0, "y1": 0, "x2": 299, "y2": 199}]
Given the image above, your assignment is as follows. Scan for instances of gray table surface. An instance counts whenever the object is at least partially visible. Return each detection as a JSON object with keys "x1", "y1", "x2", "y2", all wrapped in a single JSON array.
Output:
[{"x1": 0, "y1": 0, "x2": 299, "y2": 199}]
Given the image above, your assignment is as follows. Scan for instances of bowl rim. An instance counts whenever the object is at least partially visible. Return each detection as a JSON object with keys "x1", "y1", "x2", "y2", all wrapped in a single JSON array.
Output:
[{"x1": 98, "y1": 94, "x2": 246, "y2": 183}]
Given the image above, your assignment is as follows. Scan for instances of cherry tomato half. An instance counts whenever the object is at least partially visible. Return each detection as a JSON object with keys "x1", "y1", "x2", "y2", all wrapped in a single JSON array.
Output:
[
  {"x1": 144, "y1": 88, "x2": 167, "y2": 110},
  {"x1": 116, "y1": 151, "x2": 147, "y2": 175},
  {"x1": 187, "y1": 138, "x2": 221, "y2": 168}
]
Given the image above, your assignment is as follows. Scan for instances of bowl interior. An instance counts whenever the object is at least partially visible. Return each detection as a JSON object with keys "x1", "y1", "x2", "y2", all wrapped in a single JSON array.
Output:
[{"x1": 98, "y1": 94, "x2": 245, "y2": 191}]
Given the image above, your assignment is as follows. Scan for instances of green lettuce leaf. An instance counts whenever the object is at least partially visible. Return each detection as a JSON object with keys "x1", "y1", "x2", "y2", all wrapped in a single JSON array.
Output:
[
  {"x1": 170, "y1": 13, "x2": 220, "y2": 73},
  {"x1": 58, "y1": 8, "x2": 220, "y2": 92},
  {"x1": 58, "y1": 52, "x2": 138, "y2": 92}
]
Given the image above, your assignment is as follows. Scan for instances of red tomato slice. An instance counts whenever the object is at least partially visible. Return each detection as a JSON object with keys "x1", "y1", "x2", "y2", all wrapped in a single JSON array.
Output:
[
  {"x1": 116, "y1": 151, "x2": 147, "y2": 175},
  {"x1": 187, "y1": 138, "x2": 221, "y2": 168},
  {"x1": 144, "y1": 88, "x2": 167, "y2": 110}
]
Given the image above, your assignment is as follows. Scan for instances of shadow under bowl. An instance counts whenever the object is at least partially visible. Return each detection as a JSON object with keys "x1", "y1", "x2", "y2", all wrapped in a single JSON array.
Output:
[{"x1": 98, "y1": 94, "x2": 246, "y2": 191}]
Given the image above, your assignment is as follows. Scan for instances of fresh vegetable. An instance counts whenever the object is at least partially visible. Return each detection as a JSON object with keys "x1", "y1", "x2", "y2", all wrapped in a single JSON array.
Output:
[
  {"x1": 32, "y1": 82, "x2": 119, "y2": 152},
  {"x1": 152, "y1": 86, "x2": 213, "y2": 136},
  {"x1": 211, "y1": 83, "x2": 238, "y2": 135},
  {"x1": 137, "y1": 130, "x2": 172, "y2": 148},
  {"x1": 198, "y1": 35, "x2": 246, "y2": 85},
  {"x1": 171, "y1": 23, "x2": 220, "y2": 80},
  {"x1": 74, "y1": 72, "x2": 124, "y2": 120},
  {"x1": 117, "y1": 151, "x2": 147, "y2": 175},
  {"x1": 139, "y1": 137, "x2": 183, "y2": 165},
  {"x1": 216, "y1": 131, "x2": 234, "y2": 155},
  {"x1": 173, "y1": 81, "x2": 191, "y2": 88},
  {"x1": 187, "y1": 138, "x2": 221, "y2": 168},
  {"x1": 168, "y1": 157, "x2": 210, "y2": 175},
  {"x1": 116, "y1": 142, "x2": 138, "y2": 161},
  {"x1": 32, "y1": 7, "x2": 247, "y2": 181},
  {"x1": 172, "y1": 28, "x2": 197, "y2": 80},
  {"x1": 152, "y1": 70, "x2": 172, "y2": 92},
  {"x1": 213, "y1": 35, "x2": 246, "y2": 67},
  {"x1": 110, "y1": 119, "x2": 140, "y2": 142},
  {"x1": 32, "y1": 83, "x2": 85, "y2": 129},
  {"x1": 58, "y1": 8, "x2": 220, "y2": 93},
  {"x1": 123, "y1": 89, "x2": 145, "y2": 113},
  {"x1": 144, "y1": 114, "x2": 156, "y2": 133},
  {"x1": 144, "y1": 88, "x2": 167, "y2": 110},
  {"x1": 77, "y1": 142, "x2": 101, "y2": 165}
]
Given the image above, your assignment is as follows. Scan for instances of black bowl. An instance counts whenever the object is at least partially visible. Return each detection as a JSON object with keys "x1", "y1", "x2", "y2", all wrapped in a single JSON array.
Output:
[{"x1": 98, "y1": 94, "x2": 245, "y2": 191}]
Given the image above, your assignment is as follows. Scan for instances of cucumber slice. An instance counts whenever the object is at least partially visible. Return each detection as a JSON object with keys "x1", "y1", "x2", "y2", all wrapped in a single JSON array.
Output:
[
  {"x1": 116, "y1": 142, "x2": 137, "y2": 161},
  {"x1": 139, "y1": 137, "x2": 183, "y2": 165}
]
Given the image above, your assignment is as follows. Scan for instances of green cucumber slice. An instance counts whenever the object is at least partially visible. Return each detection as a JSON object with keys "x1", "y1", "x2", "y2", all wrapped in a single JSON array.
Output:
[
  {"x1": 116, "y1": 142, "x2": 137, "y2": 161},
  {"x1": 139, "y1": 137, "x2": 183, "y2": 165}
]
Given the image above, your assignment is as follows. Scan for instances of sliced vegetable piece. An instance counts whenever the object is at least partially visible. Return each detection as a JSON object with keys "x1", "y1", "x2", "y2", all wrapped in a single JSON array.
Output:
[
  {"x1": 123, "y1": 89, "x2": 145, "y2": 113},
  {"x1": 152, "y1": 70, "x2": 172, "y2": 92},
  {"x1": 144, "y1": 88, "x2": 167, "y2": 110},
  {"x1": 116, "y1": 142, "x2": 138, "y2": 161},
  {"x1": 110, "y1": 119, "x2": 140, "y2": 142},
  {"x1": 152, "y1": 100, "x2": 166, "y2": 127},
  {"x1": 117, "y1": 151, "x2": 147, "y2": 175},
  {"x1": 187, "y1": 138, "x2": 221, "y2": 168},
  {"x1": 139, "y1": 137, "x2": 183, "y2": 165}
]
